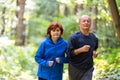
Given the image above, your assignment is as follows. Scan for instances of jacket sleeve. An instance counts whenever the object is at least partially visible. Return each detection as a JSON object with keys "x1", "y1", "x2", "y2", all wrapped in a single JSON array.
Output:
[
  {"x1": 58, "y1": 42, "x2": 68, "y2": 64},
  {"x1": 59, "y1": 57, "x2": 68, "y2": 63},
  {"x1": 34, "y1": 42, "x2": 49, "y2": 67},
  {"x1": 59, "y1": 53, "x2": 68, "y2": 63}
]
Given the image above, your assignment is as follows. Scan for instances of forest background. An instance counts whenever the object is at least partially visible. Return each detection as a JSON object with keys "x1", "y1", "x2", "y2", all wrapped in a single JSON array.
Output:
[{"x1": 0, "y1": 0, "x2": 120, "y2": 80}]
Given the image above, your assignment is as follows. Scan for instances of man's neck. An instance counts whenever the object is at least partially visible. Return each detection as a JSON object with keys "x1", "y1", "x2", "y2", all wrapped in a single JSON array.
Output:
[{"x1": 80, "y1": 29, "x2": 89, "y2": 36}]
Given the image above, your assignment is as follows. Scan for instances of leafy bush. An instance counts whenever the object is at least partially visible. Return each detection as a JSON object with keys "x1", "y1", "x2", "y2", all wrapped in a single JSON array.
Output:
[
  {"x1": 0, "y1": 45, "x2": 37, "y2": 80},
  {"x1": 94, "y1": 48, "x2": 120, "y2": 80}
]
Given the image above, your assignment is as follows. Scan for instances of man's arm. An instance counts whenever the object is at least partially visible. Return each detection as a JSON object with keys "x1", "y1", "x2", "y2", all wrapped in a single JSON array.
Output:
[{"x1": 74, "y1": 45, "x2": 90, "y2": 55}]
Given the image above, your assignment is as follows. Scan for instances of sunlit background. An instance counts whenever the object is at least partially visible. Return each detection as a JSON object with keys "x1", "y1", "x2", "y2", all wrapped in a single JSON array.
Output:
[{"x1": 0, "y1": 0, "x2": 120, "y2": 80}]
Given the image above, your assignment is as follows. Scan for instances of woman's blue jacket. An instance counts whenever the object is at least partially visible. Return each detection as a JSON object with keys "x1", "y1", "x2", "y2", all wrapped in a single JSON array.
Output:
[{"x1": 35, "y1": 37, "x2": 68, "y2": 80}]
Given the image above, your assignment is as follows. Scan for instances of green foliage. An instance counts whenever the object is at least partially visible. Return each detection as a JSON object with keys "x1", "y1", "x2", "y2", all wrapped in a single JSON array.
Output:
[
  {"x1": 34, "y1": 0, "x2": 60, "y2": 16},
  {"x1": 96, "y1": 21, "x2": 120, "y2": 48},
  {"x1": 0, "y1": 0, "x2": 16, "y2": 37},
  {"x1": 0, "y1": 0, "x2": 120, "y2": 80},
  {"x1": 94, "y1": 48, "x2": 120, "y2": 80},
  {"x1": 0, "y1": 45, "x2": 37, "y2": 80},
  {"x1": 54, "y1": 16, "x2": 79, "y2": 40},
  {"x1": 95, "y1": 0, "x2": 120, "y2": 48},
  {"x1": 116, "y1": 0, "x2": 120, "y2": 12},
  {"x1": 27, "y1": 15, "x2": 51, "y2": 45},
  {"x1": 27, "y1": 15, "x2": 79, "y2": 45}
]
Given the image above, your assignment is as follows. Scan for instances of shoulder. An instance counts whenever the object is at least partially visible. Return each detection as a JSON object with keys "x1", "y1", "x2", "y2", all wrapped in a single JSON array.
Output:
[
  {"x1": 90, "y1": 33, "x2": 98, "y2": 41},
  {"x1": 69, "y1": 31, "x2": 80, "y2": 39},
  {"x1": 39, "y1": 37, "x2": 49, "y2": 46},
  {"x1": 63, "y1": 40, "x2": 67, "y2": 45},
  {"x1": 90, "y1": 33, "x2": 97, "y2": 38},
  {"x1": 39, "y1": 40, "x2": 46, "y2": 47},
  {"x1": 60, "y1": 37, "x2": 67, "y2": 45}
]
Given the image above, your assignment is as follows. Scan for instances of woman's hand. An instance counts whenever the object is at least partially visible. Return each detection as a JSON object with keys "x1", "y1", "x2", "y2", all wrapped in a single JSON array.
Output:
[{"x1": 49, "y1": 61, "x2": 54, "y2": 67}]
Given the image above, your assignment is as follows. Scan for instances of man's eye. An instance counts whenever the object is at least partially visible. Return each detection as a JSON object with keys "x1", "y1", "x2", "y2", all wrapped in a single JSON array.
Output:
[{"x1": 83, "y1": 20, "x2": 85, "y2": 22}]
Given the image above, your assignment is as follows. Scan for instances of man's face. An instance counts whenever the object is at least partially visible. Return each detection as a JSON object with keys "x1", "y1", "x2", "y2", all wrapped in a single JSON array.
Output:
[{"x1": 79, "y1": 16, "x2": 91, "y2": 31}]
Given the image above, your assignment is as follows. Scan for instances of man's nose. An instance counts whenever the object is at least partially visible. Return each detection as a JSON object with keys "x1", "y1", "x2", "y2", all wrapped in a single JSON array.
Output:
[{"x1": 85, "y1": 21, "x2": 89, "y2": 24}]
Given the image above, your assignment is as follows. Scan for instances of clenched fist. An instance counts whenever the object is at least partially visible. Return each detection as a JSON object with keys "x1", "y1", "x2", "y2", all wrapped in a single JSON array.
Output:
[
  {"x1": 93, "y1": 50, "x2": 98, "y2": 58},
  {"x1": 49, "y1": 61, "x2": 54, "y2": 67},
  {"x1": 56, "y1": 58, "x2": 60, "y2": 63},
  {"x1": 82, "y1": 45, "x2": 90, "y2": 52}
]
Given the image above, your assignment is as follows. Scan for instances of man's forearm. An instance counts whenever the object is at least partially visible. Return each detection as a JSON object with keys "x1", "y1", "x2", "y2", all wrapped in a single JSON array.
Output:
[{"x1": 74, "y1": 48, "x2": 83, "y2": 55}]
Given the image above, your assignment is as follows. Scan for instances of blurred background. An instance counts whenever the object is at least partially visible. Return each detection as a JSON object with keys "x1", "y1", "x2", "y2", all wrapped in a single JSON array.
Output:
[{"x1": 0, "y1": 0, "x2": 120, "y2": 80}]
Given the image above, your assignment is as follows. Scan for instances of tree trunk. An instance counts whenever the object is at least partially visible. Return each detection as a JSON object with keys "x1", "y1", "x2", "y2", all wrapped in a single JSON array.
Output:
[
  {"x1": 90, "y1": 6, "x2": 98, "y2": 33},
  {"x1": 74, "y1": 4, "x2": 83, "y2": 14},
  {"x1": 64, "y1": 5, "x2": 68, "y2": 16},
  {"x1": 15, "y1": 0, "x2": 26, "y2": 46},
  {"x1": 107, "y1": 0, "x2": 120, "y2": 41},
  {"x1": 1, "y1": 7, "x2": 6, "y2": 35}
]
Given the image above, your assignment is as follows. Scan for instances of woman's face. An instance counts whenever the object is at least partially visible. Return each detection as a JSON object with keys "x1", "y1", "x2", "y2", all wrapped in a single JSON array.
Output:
[{"x1": 50, "y1": 28, "x2": 61, "y2": 39}]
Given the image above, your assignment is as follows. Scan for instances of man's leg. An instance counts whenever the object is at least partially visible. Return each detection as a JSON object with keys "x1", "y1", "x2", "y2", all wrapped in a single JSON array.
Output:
[
  {"x1": 81, "y1": 67, "x2": 94, "y2": 80},
  {"x1": 68, "y1": 64, "x2": 86, "y2": 80}
]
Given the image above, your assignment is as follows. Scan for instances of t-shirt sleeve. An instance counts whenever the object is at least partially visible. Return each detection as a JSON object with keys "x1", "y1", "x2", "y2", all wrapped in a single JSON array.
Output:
[{"x1": 66, "y1": 36, "x2": 77, "y2": 59}]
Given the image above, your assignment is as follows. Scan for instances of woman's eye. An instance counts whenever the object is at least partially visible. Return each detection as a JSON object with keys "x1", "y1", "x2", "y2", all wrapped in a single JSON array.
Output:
[
  {"x1": 52, "y1": 30, "x2": 55, "y2": 32},
  {"x1": 57, "y1": 30, "x2": 60, "y2": 32}
]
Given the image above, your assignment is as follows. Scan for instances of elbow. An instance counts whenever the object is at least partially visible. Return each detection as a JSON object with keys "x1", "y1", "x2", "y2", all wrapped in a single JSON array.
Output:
[{"x1": 34, "y1": 56, "x2": 38, "y2": 62}]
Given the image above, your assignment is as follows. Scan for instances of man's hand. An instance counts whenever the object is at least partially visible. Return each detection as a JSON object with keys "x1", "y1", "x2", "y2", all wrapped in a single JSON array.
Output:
[
  {"x1": 74, "y1": 45, "x2": 90, "y2": 55},
  {"x1": 93, "y1": 50, "x2": 98, "y2": 58},
  {"x1": 81, "y1": 45, "x2": 90, "y2": 52}
]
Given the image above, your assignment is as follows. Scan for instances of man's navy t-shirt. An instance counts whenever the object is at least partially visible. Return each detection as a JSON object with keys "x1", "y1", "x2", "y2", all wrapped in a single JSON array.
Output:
[{"x1": 67, "y1": 31, "x2": 98, "y2": 70}]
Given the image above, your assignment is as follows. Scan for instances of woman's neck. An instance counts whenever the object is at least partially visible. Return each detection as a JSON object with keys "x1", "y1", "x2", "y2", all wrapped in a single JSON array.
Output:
[{"x1": 51, "y1": 37, "x2": 58, "y2": 43}]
